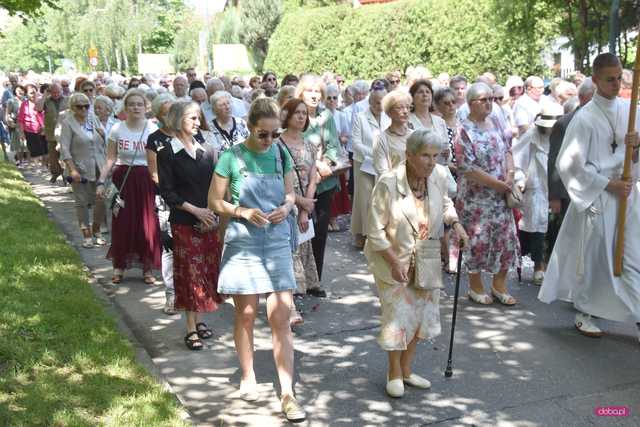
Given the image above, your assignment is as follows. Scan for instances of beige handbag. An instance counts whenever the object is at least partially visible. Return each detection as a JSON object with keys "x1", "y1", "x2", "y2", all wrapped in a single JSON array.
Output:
[
  {"x1": 408, "y1": 238, "x2": 443, "y2": 290},
  {"x1": 505, "y1": 184, "x2": 523, "y2": 209}
]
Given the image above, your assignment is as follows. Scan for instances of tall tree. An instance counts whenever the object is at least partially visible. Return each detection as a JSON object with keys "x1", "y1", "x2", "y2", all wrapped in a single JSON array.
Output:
[
  {"x1": 239, "y1": 0, "x2": 283, "y2": 71},
  {"x1": 0, "y1": 0, "x2": 56, "y2": 18}
]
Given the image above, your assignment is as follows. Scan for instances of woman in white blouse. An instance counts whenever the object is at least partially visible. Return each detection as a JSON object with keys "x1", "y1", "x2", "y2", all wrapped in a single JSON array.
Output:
[{"x1": 350, "y1": 87, "x2": 388, "y2": 249}]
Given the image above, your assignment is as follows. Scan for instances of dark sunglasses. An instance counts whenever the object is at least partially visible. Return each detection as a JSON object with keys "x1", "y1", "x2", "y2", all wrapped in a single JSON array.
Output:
[
  {"x1": 256, "y1": 130, "x2": 282, "y2": 140},
  {"x1": 326, "y1": 96, "x2": 338, "y2": 101},
  {"x1": 75, "y1": 104, "x2": 90, "y2": 110},
  {"x1": 83, "y1": 88, "x2": 94, "y2": 93},
  {"x1": 492, "y1": 96, "x2": 504, "y2": 102}
]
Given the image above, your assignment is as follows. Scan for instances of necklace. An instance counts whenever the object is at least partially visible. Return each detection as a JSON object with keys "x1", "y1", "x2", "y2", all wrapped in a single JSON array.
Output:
[
  {"x1": 409, "y1": 176, "x2": 428, "y2": 200},
  {"x1": 592, "y1": 97, "x2": 620, "y2": 153},
  {"x1": 388, "y1": 126, "x2": 408, "y2": 137}
]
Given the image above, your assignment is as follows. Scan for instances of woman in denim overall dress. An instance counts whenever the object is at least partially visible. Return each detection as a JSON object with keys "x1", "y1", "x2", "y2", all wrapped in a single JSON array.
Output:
[{"x1": 209, "y1": 98, "x2": 306, "y2": 422}]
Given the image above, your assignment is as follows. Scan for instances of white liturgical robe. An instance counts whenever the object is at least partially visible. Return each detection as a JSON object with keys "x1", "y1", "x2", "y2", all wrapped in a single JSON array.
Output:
[{"x1": 538, "y1": 93, "x2": 640, "y2": 323}]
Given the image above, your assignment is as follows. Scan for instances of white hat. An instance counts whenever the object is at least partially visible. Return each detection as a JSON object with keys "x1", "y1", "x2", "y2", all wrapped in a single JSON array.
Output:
[
  {"x1": 505, "y1": 75, "x2": 524, "y2": 94},
  {"x1": 534, "y1": 102, "x2": 564, "y2": 128}
]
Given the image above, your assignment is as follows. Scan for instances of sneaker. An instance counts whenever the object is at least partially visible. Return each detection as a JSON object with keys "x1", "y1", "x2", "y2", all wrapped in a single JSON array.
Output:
[
  {"x1": 82, "y1": 237, "x2": 94, "y2": 248},
  {"x1": 163, "y1": 296, "x2": 177, "y2": 315},
  {"x1": 306, "y1": 288, "x2": 327, "y2": 298},
  {"x1": 281, "y1": 394, "x2": 306, "y2": 422},
  {"x1": 533, "y1": 270, "x2": 544, "y2": 285},
  {"x1": 93, "y1": 234, "x2": 107, "y2": 246},
  {"x1": 575, "y1": 312, "x2": 604, "y2": 337}
]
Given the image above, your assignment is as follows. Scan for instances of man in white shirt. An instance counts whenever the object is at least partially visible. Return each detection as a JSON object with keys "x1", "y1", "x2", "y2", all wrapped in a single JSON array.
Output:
[
  {"x1": 539, "y1": 53, "x2": 640, "y2": 342},
  {"x1": 172, "y1": 76, "x2": 190, "y2": 101},
  {"x1": 513, "y1": 75, "x2": 545, "y2": 136}
]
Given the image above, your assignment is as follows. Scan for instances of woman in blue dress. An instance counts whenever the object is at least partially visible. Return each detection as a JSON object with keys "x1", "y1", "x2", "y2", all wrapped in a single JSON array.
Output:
[{"x1": 209, "y1": 98, "x2": 306, "y2": 423}]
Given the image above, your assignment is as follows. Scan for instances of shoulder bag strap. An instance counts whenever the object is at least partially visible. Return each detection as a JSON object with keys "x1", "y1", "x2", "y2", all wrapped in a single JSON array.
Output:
[{"x1": 117, "y1": 121, "x2": 148, "y2": 196}]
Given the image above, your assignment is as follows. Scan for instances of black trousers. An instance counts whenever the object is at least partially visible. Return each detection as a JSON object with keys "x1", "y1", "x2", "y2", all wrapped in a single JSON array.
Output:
[
  {"x1": 312, "y1": 188, "x2": 335, "y2": 281},
  {"x1": 546, "y1": 198, "x2": 570, "y2": 260}
]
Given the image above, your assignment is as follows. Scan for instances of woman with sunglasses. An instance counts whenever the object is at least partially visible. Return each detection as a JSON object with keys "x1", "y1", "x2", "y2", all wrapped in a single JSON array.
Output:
[
  {"x1": 323, "y1": 83, "x2": 351, "y2": 232},
  {"x1": 96, "y1": 88, "x2": 161, "y2": 284},
  {"x1": 209, "y1": 98, "x2": 306, "y2": 422},
  {"x1": 59, "y1": 93, "x2": 107, "y2": 248}
]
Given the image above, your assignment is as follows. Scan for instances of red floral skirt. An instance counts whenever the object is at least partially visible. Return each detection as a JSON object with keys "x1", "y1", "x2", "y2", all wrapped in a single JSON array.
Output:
[
  {"x1": 107, "y1": 166, "x2": 161, "y2": 271},
  {"x1": 330, "y1": 174, "x2": 352, "y2": 217},
  {"x1": 172, "y1": 223, "x2": 223, "y2": 312}
]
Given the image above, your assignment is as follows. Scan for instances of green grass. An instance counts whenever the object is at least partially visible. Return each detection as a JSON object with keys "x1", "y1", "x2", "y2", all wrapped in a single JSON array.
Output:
[{"x1": 0, "y1": 162, "x2": 188, "y2": 426}]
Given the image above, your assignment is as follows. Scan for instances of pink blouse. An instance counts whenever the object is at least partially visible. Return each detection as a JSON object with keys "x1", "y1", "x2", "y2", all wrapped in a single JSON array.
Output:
[{"x1": 17, "y1": 100, "x2": 44, "y2": 134}]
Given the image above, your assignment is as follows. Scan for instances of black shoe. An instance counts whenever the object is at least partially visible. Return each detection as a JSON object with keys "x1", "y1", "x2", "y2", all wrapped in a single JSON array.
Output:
[{"x1": 306, "y1": 288, "x2": 327, "y2": 298}]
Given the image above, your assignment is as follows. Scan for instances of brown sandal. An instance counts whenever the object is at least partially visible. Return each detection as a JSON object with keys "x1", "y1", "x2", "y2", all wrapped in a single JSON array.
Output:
[{"x1": 143, "y1": 274, "x2": 157, "y2": 285}]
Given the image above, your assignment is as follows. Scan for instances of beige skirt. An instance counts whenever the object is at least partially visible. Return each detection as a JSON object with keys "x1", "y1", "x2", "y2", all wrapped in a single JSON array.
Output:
[
  {"x1": 350, "y1": 160, "x2": 376, "y2": 237},
  {"x1": 375, "y1": 277, "x2": 441, "y2": 351}
]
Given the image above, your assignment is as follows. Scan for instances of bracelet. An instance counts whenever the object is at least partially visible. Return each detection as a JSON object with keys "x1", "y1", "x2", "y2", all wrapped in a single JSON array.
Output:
[{"x1": 233, "y1": 206, "x2": 241, "y2": 218}]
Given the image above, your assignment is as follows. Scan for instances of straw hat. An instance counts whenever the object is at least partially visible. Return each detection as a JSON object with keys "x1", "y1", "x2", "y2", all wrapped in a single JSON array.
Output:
[{"x1": 534, "y1": 102, "x2": 564, "y2": 128}]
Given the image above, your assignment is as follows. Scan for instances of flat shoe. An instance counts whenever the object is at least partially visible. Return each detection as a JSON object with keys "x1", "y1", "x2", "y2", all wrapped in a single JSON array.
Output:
[
  {"x1": 306, "y1": 288, "x2": 327, "y2": 298},
  {"x1": 575, "y1": 313, "x2": 604, "y2": 338},
  {"x1": 403, "y1": 373, "x2": 431, "y2": 389},
  {"x1": 468, "y1": 289, "x2": 493, "y2": 305},
  {"x1": 281, "y1": 394, "x2": 306, "y2": 422},
  {"x1": 386, "y1": 377, "x2": 404, "y2": 398},
  {"x1": 239, "y1": 381, "x2": 259, "y2": 402},
  {"x1": 490, "y1": 287, "x2": 517, "y2": 306}
]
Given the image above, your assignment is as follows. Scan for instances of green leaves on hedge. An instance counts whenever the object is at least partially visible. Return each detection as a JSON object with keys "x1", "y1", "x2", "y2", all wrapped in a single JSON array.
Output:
[{"x1": 264, "y1": 0, "x2": 558, "y2": 81}]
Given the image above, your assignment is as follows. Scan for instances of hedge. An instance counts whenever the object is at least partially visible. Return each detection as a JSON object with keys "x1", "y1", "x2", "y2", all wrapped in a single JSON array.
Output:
[{"x1": 264, "y1": 0, "x2": 554, "y2": 82}]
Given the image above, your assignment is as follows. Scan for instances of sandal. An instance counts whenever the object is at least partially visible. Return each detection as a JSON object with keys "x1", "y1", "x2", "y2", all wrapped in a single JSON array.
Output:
[
  {"x1": 468, "y1": 289, "x2": 493, "y2": 305},
  {"x1": 290, "y1": 307, "x2": 304, "y2": 327},
  {"x1": 143, "y1": 273, "x2": 157, "y2": 285},
  {"x1": 490, "y1": 286, "x2": 517, "y2": 306},
  {"x1": 184, "y1": 331, "x2": 203, "y2": 350},
  {"x1": 111, "y1": 269, "x2": 123, "y2": 284},
  {"x1": 195, "y1": 322, "x2": 213, "y2": 339}
]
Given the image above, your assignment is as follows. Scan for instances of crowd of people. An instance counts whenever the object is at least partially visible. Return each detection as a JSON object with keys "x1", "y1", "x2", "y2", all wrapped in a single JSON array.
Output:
[{"x1": 1, "y1": 55, "x2": 638, "y2": 421}]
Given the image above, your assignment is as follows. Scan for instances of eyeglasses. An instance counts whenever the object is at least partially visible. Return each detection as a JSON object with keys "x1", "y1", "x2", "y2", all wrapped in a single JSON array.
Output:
[
  {"x1": 83, "y1": 88, "x2": 94, "y2": 93},
  {"x1": 439, "y1": 100, "x2": 455, "y2": 107},
  {"x1": 389, "y1": 79, "x2": 400, "y2": 84},
  {"x1": 472, "y1": 97, "x2": 492, "y2": 104},
  {"x1": 492, "y1": 96, "x2": 504, "y2": 102},
  {"x1": 74, "y1": 104, "x2": 90, "y2": 110},
  {"x1": 326, "y1": 96, "x2": 338, "y2": 101},
  {"x1": 256, "y1": 130, "x2": 282, "y2": 140}
]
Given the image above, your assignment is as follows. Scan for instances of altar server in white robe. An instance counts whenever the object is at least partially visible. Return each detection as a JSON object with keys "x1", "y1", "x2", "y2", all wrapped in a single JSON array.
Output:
[{"x1": 538, "y1": 53, "x2": 640, "y2": 340}]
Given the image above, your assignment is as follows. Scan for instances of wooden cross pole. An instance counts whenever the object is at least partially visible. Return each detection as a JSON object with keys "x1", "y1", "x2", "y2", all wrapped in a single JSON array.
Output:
[{"x1": 614, "y1": 35, "x2": 640, "y2": 276}]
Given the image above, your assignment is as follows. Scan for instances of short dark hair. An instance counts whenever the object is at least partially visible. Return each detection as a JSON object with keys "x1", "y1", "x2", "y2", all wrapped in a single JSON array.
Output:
[
  {"x1": 281, "y1": 74, "x2": 299, "y2": 87},
  {"x1": 434, "y1": 87, "x2": 455, "y2": 105},
  {"x1": 281, "y1": 98, "x2": 309, "y2": 132},
  {"x1": 449, "y1": 75, "x2": 467, "y2": 88},
  {"x1": 592, "y1": 53, "x2": 621, "y2": 76},
  {"x1": 409, "y1": 78, "x2": 433, "y2": 98},
  {"x1": 189, "y1": 80, "x2": 206, "y2": 93}
]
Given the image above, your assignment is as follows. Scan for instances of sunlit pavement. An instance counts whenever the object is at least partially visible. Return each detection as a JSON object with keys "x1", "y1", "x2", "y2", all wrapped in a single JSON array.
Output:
[{"x1": 23, "y1": 165, "x2": 640, "y2": 427}]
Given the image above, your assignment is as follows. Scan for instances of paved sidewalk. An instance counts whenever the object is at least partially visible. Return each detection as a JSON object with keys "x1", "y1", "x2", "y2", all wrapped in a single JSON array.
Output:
[{"x1": 23, "y1": 165, "x2": 640, "y2": 427}]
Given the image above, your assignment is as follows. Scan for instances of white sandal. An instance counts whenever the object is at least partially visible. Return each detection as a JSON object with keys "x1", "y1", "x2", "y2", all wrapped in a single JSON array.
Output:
[
  {"x1": 468, "y1": 289, "x2": 493, "y2": 305},
  {"x1": 490, "y1": 286, "x2": 517, "y2": 306}
]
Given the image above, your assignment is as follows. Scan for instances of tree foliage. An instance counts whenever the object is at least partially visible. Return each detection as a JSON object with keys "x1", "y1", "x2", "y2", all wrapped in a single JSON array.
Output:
[
  {"x1": 0, "y1": 0, "x2": 56, "y2": 18},
  {"x1": 213, "y1": 6, "x2": 242, "y2": 44},
  {"x1": 239, "y1": 0, "x2": 283, "y2": 72},
  {"x1": 497, "y1": 0, "x2": 640, "y2": 72},
  {"x1": 265, "y1": 0, "x2": 558, "y2": 81},
  {"x1": 0, "y1": 0, "x2": 192, "y2": 73},
  {"x1": 0, "y1": 16, "x2": 53, "y2": 71}
]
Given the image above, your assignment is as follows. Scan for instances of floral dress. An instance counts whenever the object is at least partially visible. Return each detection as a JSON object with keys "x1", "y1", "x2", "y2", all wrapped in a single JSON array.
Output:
[
  {"x1": 454, "y1": 118, "x2": 519, "y2": 274},
  {"x1": 278, "y1": 137, "x2": 320, "y2": 293}
]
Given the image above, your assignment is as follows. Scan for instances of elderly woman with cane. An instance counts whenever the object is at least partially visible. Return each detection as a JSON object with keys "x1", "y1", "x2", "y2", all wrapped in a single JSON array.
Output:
[{"x1": 365, "y1": 129, "x2": 468, "y2": 398}]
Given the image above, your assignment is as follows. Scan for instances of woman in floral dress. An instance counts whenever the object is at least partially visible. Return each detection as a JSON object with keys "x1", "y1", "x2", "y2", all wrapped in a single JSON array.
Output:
[
  {"x1": 455, "y1": 82, "x2": 520, "y2": 306},
  {"x1": 278, "y1": 98, "x2": 321, "y2": 325}
]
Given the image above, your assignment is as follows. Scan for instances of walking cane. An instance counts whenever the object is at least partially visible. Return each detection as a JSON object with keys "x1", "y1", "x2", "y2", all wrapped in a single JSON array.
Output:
[
  {"x1": 614, "y1": 36, "x2": 640, "y2": 276},
  {"x1": 445, "y1": 241, "x2": 464, "y2": 378}
]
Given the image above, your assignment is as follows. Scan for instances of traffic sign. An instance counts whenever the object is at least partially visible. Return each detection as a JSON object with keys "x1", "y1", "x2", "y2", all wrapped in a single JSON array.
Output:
[{"x1": 88, "y1": 47, "x2": 98, "y2": 59}]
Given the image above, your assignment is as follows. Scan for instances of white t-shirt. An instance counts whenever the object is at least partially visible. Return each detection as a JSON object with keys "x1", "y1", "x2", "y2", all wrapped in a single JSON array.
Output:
[
  {"x1": 513, "y1": 94, "x2": 541, "y2": 127},
  {"x1": 109, "y1": 120, "x2": 158, "y2": 166}
]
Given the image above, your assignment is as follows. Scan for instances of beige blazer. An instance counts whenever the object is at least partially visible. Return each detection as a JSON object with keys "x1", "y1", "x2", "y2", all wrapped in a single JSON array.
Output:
[
  {"x1": 59, "y1": 114, "x2": 106, "y2": 181},
  {"x1": 364, "y1": 163, "x2": 458, "y2": 285},
  {"x1": 352, "y1": 108, "x2": 391, "y2": 164}
]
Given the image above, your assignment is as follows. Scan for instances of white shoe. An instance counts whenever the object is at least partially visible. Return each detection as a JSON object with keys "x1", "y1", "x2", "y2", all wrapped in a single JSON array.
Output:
[
  {"x1": 533, "y1": 270, "x2": 544, "y2": 285},
  {"x1": 403, "y1": 373, "x2": 431, "y2": 389},
  {"x1": 386, "y1": 377, "x2": 404, "y2": 398},
  {"x1": 93, "y1": 233, "x2": 107, "y2": 246},
  {"x1": 239, "y1": 381, "x2": 259, "y2": 402},
  {"x1": 82, "y1": 237, "x2": 94, "y2": 248},
  {"x1": 575, "y1": 312, "x2": 604, "y2": 337}
]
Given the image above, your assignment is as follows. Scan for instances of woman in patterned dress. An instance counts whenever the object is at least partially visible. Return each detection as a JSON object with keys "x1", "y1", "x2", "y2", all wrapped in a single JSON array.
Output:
[
  {"x1": 455, "y1": 82, "x2": 520, "y2": 306},
  {"x1": 366, "y1": 129, "x2": 468, "y2": 398},
  {"x1": 278, "y1": 98, "x2": 321, "y2": 325}
]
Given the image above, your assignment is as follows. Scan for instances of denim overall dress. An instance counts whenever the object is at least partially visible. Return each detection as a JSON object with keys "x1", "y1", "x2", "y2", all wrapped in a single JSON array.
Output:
[{"x1": 218, "y1": 144, "x2": 297, "y2": 295}]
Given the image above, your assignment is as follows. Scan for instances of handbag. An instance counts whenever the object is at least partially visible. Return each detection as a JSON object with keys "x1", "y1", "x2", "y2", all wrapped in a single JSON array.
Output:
[
  {"x1": 107, "y1": 122, "x2": 148, "y2": 217},
  {"x1": 505, "y1": 184, "x2": 523, "y2": 209},
  {"x1": 408, "y1": 238, "x2": 444, "y2": 290}
]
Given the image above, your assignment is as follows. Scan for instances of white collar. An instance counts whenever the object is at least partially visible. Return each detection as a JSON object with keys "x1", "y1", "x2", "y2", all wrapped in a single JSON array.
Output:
[
  {"x1": 169, "y1": 137, "x2": 204, "y2": 154},
  {"x1": 592, "y1": 92, "x2": 618, "y2": 110}
]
